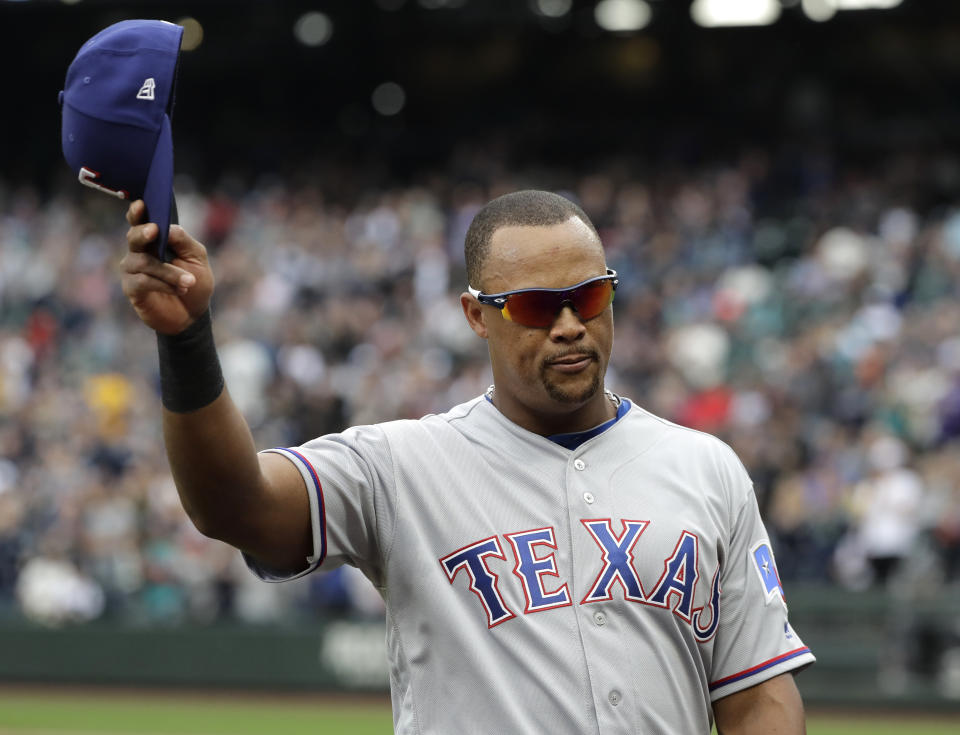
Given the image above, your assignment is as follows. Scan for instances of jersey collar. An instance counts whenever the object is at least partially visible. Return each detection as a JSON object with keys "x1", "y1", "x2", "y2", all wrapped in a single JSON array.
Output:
[{"x1": 482, "y1": 388, "x2": 631, "y2": 450}]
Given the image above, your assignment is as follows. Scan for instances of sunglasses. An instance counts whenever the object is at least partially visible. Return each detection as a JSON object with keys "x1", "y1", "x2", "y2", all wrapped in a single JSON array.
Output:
[{"x1": 468, "y1": 269, "x2": 618, "y2": 328}]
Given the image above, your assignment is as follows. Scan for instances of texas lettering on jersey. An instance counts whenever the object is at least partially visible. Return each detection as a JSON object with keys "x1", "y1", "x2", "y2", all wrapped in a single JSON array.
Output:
[{"x1": 440, "y1": 519, "x2": 723, "y2": 642}]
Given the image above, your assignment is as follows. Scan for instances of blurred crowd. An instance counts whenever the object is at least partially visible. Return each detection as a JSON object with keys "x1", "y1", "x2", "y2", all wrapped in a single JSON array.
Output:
[{"x1": 2, "y1": 143, "x2": 960, "y2": 627}]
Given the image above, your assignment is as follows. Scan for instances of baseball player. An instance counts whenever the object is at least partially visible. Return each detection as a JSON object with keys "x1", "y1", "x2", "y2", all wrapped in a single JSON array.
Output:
[{"x1": 121, "y1": 189, "x2": 814, "y2": 734}]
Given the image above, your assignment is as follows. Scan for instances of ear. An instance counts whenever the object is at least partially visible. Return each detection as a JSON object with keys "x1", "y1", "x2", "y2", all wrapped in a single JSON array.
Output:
[{"x1": 460, "y1": 291, "x2": 489, "y2": 339}]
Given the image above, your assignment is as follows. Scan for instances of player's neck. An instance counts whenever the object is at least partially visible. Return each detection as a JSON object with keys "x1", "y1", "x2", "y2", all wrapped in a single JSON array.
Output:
[{"x1": 488, "y1": 386, "x2": 618, "y2": 437}]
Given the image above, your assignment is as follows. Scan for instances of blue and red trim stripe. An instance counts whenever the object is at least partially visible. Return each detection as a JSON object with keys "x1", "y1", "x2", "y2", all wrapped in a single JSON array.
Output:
[
  {"x1": 282, "y1": 447, "x2": 327, "y2": 566},
  {"x1": 709, "y1": 646, "x2": 812, "y2": 691}
]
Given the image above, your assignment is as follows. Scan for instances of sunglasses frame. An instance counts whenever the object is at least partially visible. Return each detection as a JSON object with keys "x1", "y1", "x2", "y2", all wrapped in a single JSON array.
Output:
[{"x1": 468, "y1": 268, "x2": 619, "y2": 326}]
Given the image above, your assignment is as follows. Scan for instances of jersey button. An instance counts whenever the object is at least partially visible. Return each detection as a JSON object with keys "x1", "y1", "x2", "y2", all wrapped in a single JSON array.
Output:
[
  {"x1": 583, "y1": 492, "x2": 595, "y2": 504},
  {"x1": 574, "y1": 459, "x2": 586, "y2": 471},
  {"x1": 608, "y1": 690, "x2": 622, "y2": 707},
  {"x1": 593, "y1": 611, "x2": 606, "y2": 626}
]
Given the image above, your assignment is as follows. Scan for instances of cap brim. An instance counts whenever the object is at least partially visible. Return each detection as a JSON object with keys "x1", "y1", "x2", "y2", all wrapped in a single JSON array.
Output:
[{"x1": 142, "y1": 114, "x2": 175, "y2": 262}]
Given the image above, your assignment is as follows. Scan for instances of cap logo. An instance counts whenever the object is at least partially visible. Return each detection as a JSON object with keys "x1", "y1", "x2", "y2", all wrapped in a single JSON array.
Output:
[
  {"x1": 136, "y1": 78, "x2": 156, "y2": 100},
  {"x1": 79, "y1": 167, "x2": 130, "y2": 199}
]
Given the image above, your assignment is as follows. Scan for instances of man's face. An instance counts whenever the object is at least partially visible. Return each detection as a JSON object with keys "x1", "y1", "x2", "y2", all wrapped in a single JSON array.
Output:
[{"x1": 462, "y1": 216, "x2": 614, "y2": 433}]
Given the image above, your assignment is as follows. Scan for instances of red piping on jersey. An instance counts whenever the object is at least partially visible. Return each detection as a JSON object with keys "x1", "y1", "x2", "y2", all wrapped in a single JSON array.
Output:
[
  {"x1": 709, "y1": 646, "x2": 811, "y2": 691},
  {"x1": 283, "y1": 447, "x2": 327, "y2": 566}
]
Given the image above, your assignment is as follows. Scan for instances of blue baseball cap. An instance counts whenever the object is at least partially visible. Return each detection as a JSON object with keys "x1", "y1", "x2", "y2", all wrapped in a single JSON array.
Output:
[{"x1": 60, "y1": 20, "x2": 184, "y2": 261}]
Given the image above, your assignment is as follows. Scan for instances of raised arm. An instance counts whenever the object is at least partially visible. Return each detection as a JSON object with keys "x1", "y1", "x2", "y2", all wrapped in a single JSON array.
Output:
[{"x1": 121, "y1": 201, "x2": 312, "y2": 574}]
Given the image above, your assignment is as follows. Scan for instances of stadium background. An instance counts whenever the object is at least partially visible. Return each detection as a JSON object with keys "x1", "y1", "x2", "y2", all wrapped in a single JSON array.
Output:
[{"x1": 2, "y1": 0, "x2": 960, "y2": 727}]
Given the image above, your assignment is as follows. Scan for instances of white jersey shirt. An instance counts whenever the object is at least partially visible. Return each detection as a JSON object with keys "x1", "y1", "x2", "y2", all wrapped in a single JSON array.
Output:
[{"x1": 248, "y1": 395, "x2": 814, "y2": 734}]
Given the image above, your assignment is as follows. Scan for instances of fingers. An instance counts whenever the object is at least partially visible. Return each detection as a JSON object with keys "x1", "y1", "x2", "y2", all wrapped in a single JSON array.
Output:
[
  {"x1": 125, "y1": 199, "x2": 146, "y2": 226},
  {"x1": 125, "y1": 221, "x2": 208, "y2": 268},
  {"x1": 121, "y1": 251, "x2": 196, "y2": 295},
  {"x1": 121, "y1": 271, "x2": 179, "y2": 300},
  {"x1": 165, "y1": 224, "x2": 209, "y2": 263},
  {"x1": 127, "y1": 220, "x2": 159, "y2": 254},
  {"x1": 125, "y1": 201, "x2": 201, "y2": 260}
]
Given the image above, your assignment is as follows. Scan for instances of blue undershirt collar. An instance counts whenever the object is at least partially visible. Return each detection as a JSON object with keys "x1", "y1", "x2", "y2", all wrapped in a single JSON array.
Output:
[{"x1": 546, "y1": 397, "x2": 631, "y2": 449}]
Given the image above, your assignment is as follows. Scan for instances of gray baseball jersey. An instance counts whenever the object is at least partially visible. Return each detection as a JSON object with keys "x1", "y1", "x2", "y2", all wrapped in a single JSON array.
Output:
[{"x1": 248, "y1": 394, "x2": 814, "y2": 734}]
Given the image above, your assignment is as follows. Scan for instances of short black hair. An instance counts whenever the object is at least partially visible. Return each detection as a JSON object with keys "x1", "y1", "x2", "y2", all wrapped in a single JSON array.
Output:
[{"x1": 464, "y1": 190, "x2": 600, "y2": 289}]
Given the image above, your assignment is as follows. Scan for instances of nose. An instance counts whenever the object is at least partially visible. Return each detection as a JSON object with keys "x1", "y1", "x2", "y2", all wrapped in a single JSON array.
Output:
[{"x1": 549, "y1": 304, "x2": 587, "y2": 342}]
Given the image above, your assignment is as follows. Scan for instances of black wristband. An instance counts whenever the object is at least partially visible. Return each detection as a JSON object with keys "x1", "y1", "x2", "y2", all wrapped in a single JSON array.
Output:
[{"x1": 157, "y1": 310, "x2": 225, "y2": 413}]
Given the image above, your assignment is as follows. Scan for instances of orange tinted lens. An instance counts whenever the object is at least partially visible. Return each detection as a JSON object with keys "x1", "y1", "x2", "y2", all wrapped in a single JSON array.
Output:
[
  {"x1": 502, "y1": 279, "x2": 614, "y2": 327},
  {"x1": 571, "y1": 279, "x2": 615, "y2": 320},
  {"x1": 502, "y1": 290, "x2": 560, "y2": 327}
]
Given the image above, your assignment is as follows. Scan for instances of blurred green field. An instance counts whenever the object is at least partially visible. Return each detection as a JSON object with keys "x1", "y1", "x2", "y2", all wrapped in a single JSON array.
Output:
[
  {"x1": 0, "y1": 689, "x2": 957, "y2": 734},
  {"x1": 0, "y1": 690, "x2": 392, "y2": 735}
]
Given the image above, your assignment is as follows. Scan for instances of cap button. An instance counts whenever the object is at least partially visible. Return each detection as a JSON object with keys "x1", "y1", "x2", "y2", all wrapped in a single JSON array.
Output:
[{"x1": 83, "y1": 76, "x2": 91, "y2": 84}]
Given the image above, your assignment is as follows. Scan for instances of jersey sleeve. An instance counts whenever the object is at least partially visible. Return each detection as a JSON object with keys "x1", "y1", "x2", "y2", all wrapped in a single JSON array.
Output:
[
  {"x1": 708, "y1": 471, "x2": 815, "y2": 700},
  {"x1": 242, "y1": 423, "x2": 394, "y2": 587}
]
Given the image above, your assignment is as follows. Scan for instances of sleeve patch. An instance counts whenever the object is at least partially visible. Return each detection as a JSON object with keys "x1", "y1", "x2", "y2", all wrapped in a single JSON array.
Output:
[{"x1": 751, "y1": 542, "x2": 784, "y2": 604}]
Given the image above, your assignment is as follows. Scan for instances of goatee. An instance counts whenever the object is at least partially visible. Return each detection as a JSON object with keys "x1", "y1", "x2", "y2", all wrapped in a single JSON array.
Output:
[{"x1": 542, "y1": 370, "x2": 602, "y2": 405}]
